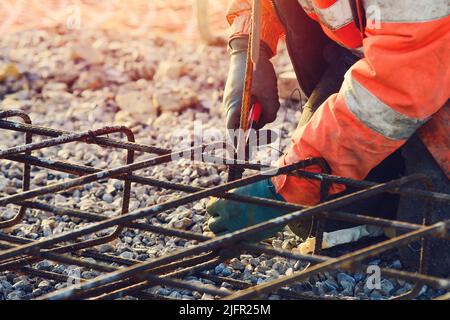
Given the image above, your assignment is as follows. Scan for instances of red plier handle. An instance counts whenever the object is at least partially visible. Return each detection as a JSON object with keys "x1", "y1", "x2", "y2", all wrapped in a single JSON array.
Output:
[
  {"x1": 248, "y1": 100, "x2": 262, "y2": 129},
  {"x1": 245, "y1": 100, "x2": 262, "y2": 144}
]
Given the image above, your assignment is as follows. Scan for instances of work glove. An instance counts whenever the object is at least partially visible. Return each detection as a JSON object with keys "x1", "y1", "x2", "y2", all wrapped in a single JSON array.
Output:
[
  {"x1": 206, "y1": 179, "x2": 291, "y2": 243},
  {"x1": 224, "y1": 38, "x2": 280, "y2": 130}
]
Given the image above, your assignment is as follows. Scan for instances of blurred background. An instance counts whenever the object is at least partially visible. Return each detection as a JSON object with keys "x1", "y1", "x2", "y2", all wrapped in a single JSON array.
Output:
[
  {"x1": 0, "y1": 0, "x2": 235, "y2": 134},
  {"x1": 0, "y1": 0, "x2": 229, "y2": 41},
  {"x1": 0, "y1": 0, "x2": 297, "y2": 169},
  {"x1": 0, "y1": 0, "x2": 295, "y2": 134}
]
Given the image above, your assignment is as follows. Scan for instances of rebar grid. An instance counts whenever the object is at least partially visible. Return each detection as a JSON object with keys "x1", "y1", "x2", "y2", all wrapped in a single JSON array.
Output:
[{"x1": 0, "y1": 109, "x2": 448, "y2": 301}]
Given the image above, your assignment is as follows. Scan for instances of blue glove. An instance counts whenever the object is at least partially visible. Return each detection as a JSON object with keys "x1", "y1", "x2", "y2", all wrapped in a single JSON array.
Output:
[{"x1": 206, "y1": 179, "x2": 291, "y2": 242}]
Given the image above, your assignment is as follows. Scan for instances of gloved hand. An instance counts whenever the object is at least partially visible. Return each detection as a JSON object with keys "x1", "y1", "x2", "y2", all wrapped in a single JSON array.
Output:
[
  {"x1": 224, "y1": 38, "x2": 280, "y2": 130},
  {"x1": 206, "y1": 179, "x2": 291, "y2": 242}
]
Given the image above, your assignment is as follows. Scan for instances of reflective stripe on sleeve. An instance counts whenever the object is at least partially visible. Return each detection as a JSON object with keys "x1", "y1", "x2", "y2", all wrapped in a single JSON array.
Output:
[
  {"x1": 314, "y1": 0, "x2": 354, "y2": 30},
  {"x1": 342, "y1": 74, "x2": 429, "y2": 140},
  {"x1": 364, "y1": 0, "x2": 450, "y2": 23}
]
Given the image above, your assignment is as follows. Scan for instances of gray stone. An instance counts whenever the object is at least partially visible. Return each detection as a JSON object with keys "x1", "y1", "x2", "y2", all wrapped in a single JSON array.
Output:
[
  {"x1": 82, "y1": 271, "x2": 96, "y2": 279},
  {"x1": 370, "y1": 290, "x2": 384, "y2": 300},
  {"x1": 54, "y1": 284, "x2": 67, "y2": 290},
  {"x1": 272, "y1": 262, "x2": 288, "y2": 275},
  {"x1": 390, "y1": 260, "x2": 403, "y2": 270},
  {"x1": 323, "y1": 279, "x2": 339, "y2": 293},
  {"x1": 32, "y1": 288, "x2": 43, "y2": 297},
  {"x1": 314, "y1": 282, "x2": 326, "y2": 296},
  {"x1": 221, "y1": 267, "x2": 232, "y2": 277},
  {"x1": 281, "y1": 239, "x2": 296, "y2": 251},
  {"x1": 123, "y1": 236, "x2": 133, "y2": 244},
  {"x1": 38, "y1": 280, "x2": 52, "y2": 291},
  {"x1": 380, "y1": 279, "x2": 395, "y2": 296},
  {"x1": 169, "y1": 217, "x2": 193, "y2": 230},
  {"x1": 337, "y1": 273, "x2": 356, "y2": 293},
  {"x1": 98, "y1": 244, "x2": 114, "y2": 253},
  {"x1": 230, "y1": 258, "x2": 245, "y2": 271},
  {"x1": 418, "y1": 285, "x2": 428, "y2": 297},
  {"x1": 285, "y1": 268, "x2": 294, "y2": 276},
  {"x1": 221, "y1": 282, "x2": 234, "y2": 290},
  {"x1": 272, "y1": 239, "x2": 283, "y2": 249},
  {"x1": 102, "y1": 193, "x2": 114, "y2": 204},
  {"x1": 294, "y1": 261, "x2": 303, "y2": 271},
  {"x1": 257, "y1": 278, "x2": 266, "y2": 285},
  {"x1": 53, "y1": 264, "x2": 67, "y2": 273},
  {"x1": 137, "y1": 254, "x2": 149, "y2": 261},
  {"x1": 1, "y1": 209, "x2": 16, "y2": 220},
  {"x1": 7, "y1": 290, "x2": 25, "y2": 300},
  {"x1": 13, "y1": 280, "x2": 32, "y2": 293},
  {"x1": 169, "y1": 291, "x2": 183, "y2": 299},
  {"x1": 354, "y1": 272, "x2": 365, "y2": 283},
  {"x1": 158, "y1": 288, "x2": 172, "y2": 296},
  {"x1": 1, "y1": 280, "x2": 13, "y2": 292},
  {"x1": 120, "y1": 251, "x2": 134, "y2": 260},
  {"x1": 354, "y1": 282, "x2": 367, "y2": 296},
  {"x1": 214, "y1": 263, "x2": 226, "y2": 275},
  {"x1": 35, "y1": 260, "x2": 52, "y2": 270}
]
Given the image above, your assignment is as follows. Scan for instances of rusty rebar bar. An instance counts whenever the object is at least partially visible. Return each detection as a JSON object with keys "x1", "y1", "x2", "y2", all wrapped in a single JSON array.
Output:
[{"x1": 0, "y1": 110, "x2": 32, "y2": 228}]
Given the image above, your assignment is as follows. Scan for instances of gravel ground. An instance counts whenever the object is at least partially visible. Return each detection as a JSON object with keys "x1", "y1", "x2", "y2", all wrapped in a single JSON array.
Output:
[{"x1": 0, "y1": 29, "x2": 445, "y2": 301}]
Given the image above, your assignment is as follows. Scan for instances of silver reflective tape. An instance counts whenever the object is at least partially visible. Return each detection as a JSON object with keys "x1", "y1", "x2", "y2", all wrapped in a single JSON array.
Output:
[
  {"x1": 343, "y1": 74, "x2": 429, "y2": 140},
  {"x1": 314, "y1": 0, "x2": 354, "y2": 30},
  {"x1": 297, "y1": 0, "x2": 315, "y2": 14},
  {"x1": 364, "y1": 0, "x2": 450, "y2": 23}
]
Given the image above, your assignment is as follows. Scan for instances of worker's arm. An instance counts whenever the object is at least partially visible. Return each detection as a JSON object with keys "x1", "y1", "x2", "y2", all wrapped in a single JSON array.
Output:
[
  {"x1": 207, "y1": 1, "x2": 449, "y2": 241},
  {"x1": 273, "y1": 1, "x2": 450, "y2": 205},
  {"x1": 227, "y1": 0, "x2": 284, "y2": 57},
  {"x1": 224, "y1": 0, "x2": 285, "y2": 129}
]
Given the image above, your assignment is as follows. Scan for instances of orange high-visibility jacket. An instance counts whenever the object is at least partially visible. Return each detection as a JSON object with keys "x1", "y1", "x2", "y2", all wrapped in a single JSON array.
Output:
[{"x1": 227, "y1": 0, "x2": 450, "y2": 205}]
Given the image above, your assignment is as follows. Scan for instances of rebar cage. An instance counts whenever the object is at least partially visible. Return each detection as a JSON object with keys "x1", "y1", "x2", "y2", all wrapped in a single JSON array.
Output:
[{"x1": 0, "y1": 109, "x2": 448, "y2": 301}]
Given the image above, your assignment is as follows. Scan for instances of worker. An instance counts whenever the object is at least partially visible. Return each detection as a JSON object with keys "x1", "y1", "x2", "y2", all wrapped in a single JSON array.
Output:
[{"x1": 207, "y1": 0, "x2": 449, "y2": 273}]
